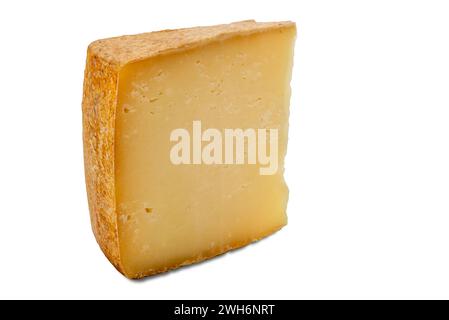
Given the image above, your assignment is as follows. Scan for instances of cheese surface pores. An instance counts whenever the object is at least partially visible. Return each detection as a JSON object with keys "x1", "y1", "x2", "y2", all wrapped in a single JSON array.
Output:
[{"x1": 82, "y1": 21, "x2": 296, "y2": 279}]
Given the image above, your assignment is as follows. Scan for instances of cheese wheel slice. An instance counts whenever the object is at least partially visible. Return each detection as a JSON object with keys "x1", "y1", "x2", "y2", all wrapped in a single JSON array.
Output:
[{"x1": 82, "y1": 20, "x2": 296, "y2": 279}]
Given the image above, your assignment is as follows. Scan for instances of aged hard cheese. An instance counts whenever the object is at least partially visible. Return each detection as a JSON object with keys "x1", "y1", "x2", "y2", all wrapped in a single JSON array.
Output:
[{"x1": 82, "y1": 20, "x2": 296, "y2": 279}]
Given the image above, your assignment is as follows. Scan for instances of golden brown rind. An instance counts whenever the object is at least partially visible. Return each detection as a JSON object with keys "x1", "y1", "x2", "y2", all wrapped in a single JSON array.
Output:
[
  {"x1": 88, "y1": 20, "x2": 295, "y2": 66},
  {"x1": 82, "y1": 49, "x2": 124, "y2": 274}
]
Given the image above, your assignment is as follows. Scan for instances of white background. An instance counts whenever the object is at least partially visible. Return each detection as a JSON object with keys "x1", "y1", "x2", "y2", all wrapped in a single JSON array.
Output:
[{"x1": 0, "y1": 0, "x2": 449, "y2": 299}]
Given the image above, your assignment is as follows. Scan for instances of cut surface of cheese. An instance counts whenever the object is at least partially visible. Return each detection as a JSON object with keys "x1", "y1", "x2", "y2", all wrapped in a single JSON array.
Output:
[{"x1": 82, "y1": 20, "x2": 296, "y2": 279}]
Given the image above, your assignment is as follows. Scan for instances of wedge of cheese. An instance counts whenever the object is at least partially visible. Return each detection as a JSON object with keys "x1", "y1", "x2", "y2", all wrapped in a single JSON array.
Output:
[{"x1": 82, "y1": 20, "x2": 296, "y2": 279}]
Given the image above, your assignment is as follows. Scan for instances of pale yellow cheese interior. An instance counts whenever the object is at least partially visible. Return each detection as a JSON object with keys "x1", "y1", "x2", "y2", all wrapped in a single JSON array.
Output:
[{"x1": 115, "y1": 27, "x2": 295, "y2": 277}]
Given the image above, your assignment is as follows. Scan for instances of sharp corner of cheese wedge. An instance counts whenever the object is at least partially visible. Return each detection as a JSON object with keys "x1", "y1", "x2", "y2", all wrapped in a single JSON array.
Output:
[{"x1": 82, "y1": 20, "x2": 296, "y2": 279}]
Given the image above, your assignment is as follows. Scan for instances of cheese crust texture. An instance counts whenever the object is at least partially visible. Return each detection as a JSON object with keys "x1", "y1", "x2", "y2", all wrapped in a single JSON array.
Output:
[{"x1": 82, "y1": 20, "x2": 296, "y2": 279}]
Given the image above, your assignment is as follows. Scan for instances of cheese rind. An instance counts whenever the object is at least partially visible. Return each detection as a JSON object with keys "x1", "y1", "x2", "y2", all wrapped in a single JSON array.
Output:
[
  {"x1": 83, "y1": 51, "x2": 122, "y2": 272},
  {"x1": 82, "y1": 20, "x2": 296, "y2": 279},
  {"x1": 88, "y1": 20, "x2": 295, "y2": 66}
]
